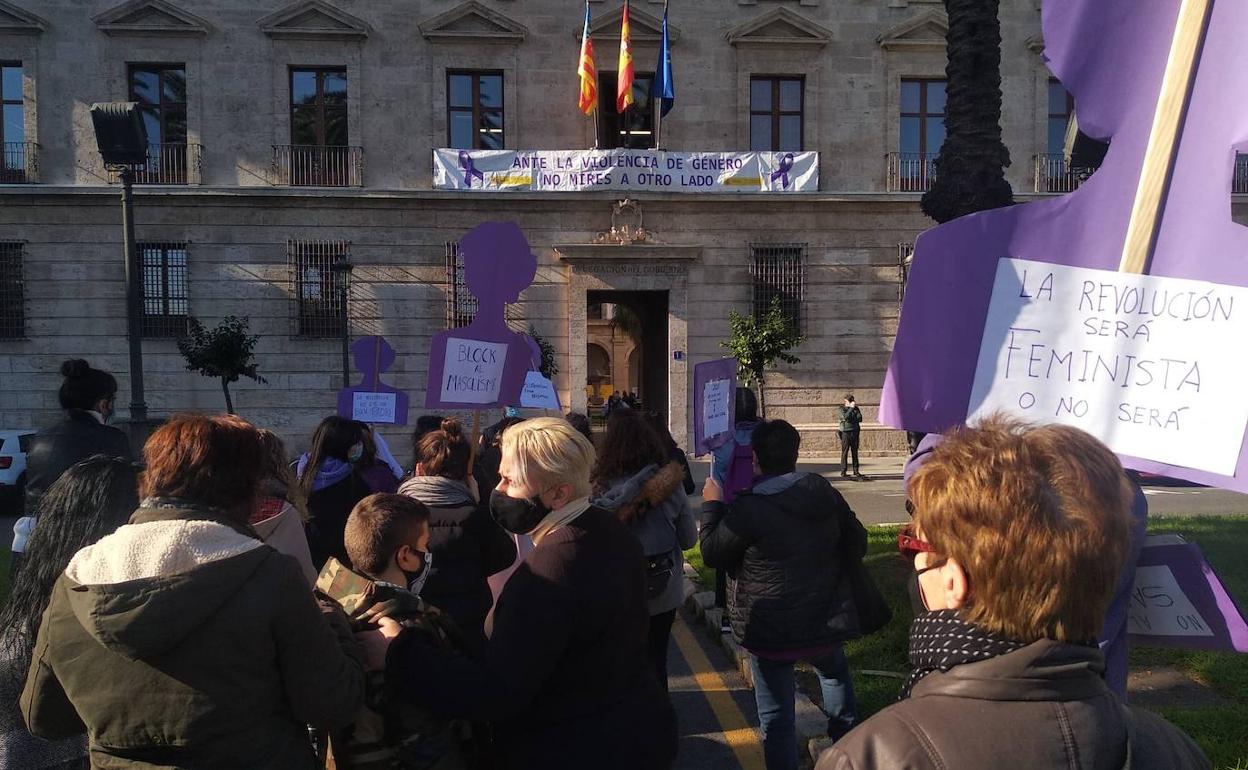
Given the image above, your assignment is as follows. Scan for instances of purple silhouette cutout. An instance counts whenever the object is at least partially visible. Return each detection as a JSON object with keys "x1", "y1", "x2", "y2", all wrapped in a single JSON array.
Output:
[
  {"x1": 425, "y1": 222, "x2": 541, "y2": 409},
  {"x1": 337, "y1": 335, "x2": 410, "y2": 425},
  {"x1": 882, "y1": 0, "x2": 1248, "y2": 491}
]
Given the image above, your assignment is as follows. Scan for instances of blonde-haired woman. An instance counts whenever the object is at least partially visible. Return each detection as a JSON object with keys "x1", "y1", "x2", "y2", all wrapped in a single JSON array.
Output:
[{"x1": 378, "y1": 417, "x2": 677, "y2": 769}]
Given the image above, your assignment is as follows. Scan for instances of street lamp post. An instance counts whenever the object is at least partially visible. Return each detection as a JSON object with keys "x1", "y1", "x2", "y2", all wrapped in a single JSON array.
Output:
[
  {"x1": 90, "y1": 103, "x2": 150, "y2": 425},
  {"x1": 331, "y1": 256, "x2": 354, "y2": 387}
]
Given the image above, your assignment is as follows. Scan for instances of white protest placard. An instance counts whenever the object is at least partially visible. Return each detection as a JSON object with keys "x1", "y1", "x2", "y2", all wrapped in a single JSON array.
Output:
[
  {"x1": 967, "y1": 258, "x2": 1248, "y2": 475},
  {"x1": 352, "y1": 392, "x2": 397, "y2": 423},
  {"x1": 440, "y1": 337, "x2": 509, "y2": 405},
  {"x1": 519, "y1": 371, "x2": 560, "y2": 409},
  {"x1": 1127, "y1": 564, "x2": 1215, "y2": 638},
  {"x1": 703, "y1": 379, "x2": 732, "y2": 440}
]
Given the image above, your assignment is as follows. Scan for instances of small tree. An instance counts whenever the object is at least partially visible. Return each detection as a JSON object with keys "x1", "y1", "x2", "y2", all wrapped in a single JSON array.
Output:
[
  {"x1": 721, "y1": 297, "x2": 804, "y2": 416},
  {"x1": 528, "y1": 325, "x2": 559, "y2": 380},
  {"x1": 177, "y1": 315, "x2": 267, "y2": 414}
]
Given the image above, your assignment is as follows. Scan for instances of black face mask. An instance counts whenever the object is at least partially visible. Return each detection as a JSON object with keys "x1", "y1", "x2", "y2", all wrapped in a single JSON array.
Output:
[
  {"x1": 396, "y1": 546, "x2": 433, "y2": 596},
  {"x1": 489, "y1": 488, "x2": 552, "y2": 535}
]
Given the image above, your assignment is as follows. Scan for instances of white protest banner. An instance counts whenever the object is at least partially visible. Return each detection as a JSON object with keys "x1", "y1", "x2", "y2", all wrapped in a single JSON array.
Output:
[
  {"x1": 352, "y1": 392, "x2": 398, "y2": 423},
  {"x1": 433, "y1": 149, "x2": 819, "y2": 194},
  {"x1": 1128, "y1": 563, "x2": 1215, "y2": 638},
  {"x1": 967, "y1": 258, "x2": 1248, "y2": 475},
  {"x1": 519, "y1": 371, "x2": 561, "y2": 410},
  {"x1": 440, "y1": 337, "x2": 509, "y2": 405},
  {"x1": 703, "y1": 379, "x2": 731, "y2": 439}
]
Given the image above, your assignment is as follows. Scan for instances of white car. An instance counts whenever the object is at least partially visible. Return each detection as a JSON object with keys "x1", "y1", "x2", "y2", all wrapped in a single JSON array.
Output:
[{"x1": 0, "y1": 429, "x2": 35, "y2": 513}]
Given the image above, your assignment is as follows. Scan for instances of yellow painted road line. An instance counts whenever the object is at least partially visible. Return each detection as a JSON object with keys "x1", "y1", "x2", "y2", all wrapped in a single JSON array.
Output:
[{"x1": 671, "y1": 614, "x2": 767, "y2": 770}]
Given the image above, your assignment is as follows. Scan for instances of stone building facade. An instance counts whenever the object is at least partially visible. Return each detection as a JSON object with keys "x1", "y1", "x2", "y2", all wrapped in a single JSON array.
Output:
[{"x1": 0, "y1": 0, "x2": 1089, "y2": 459}]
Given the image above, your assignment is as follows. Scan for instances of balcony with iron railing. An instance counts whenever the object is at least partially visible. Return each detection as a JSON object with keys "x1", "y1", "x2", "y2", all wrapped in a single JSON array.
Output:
[
  {"x1": 1, "y1": 142, "x2": 38, "y2": 184},
  {"x1": 272, "y1": 145, "x2": 363, "y2": 187},
  {"x1": 107, "y1": 143, "x2": 203, "y2": 185},
  {"x1": 1032, "y1": 153, "x2": 1095, "y2": 193},
  {"x1": 886, "y1": 152, "x2": 936, "y2": 192},
  {"x1": 1233, "y1": 154, "x2": 1248, "y2": 195},
  {"x1": 1035, "y1": 153, "x2": 1248, "y2": 194}
]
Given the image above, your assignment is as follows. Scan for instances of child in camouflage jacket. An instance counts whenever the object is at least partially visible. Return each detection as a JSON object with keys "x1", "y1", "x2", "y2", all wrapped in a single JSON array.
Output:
[{"x1": 317, "y1": 493, "x2": 472, "y2": 770}]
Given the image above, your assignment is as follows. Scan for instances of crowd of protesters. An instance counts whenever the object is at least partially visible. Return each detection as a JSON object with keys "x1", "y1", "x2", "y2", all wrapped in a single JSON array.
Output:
[{"x1": 0, "y1": 360, "x2": 1212, "y2": 769}]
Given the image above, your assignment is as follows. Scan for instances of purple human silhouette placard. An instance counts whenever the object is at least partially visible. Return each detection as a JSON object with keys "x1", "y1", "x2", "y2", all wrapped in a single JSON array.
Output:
[
  {"x1": 693, "y1": 358, "x2": 737, "y2": 455},
  {"x1": 881, "y1": 0, "x2": 1248, "y2": 491},
  {"x1": 1127, "y1": 535, "x2": 1248, "y2": 653},
  {"x1": 425, "y1": 222, "x2": 541, "y2": 409},
  {"x1": 337, "y1": 336, "x2": 410, "y2": 425}
]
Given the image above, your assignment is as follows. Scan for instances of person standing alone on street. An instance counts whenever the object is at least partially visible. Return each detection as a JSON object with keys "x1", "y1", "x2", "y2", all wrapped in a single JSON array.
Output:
[{"x1": 838, "y1": 394, "x2": 864, "y2": 480}]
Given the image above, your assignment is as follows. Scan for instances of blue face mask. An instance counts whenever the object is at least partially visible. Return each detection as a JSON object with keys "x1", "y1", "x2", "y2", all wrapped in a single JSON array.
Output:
[{"x1": 347, "y1": 442, "x2": 364, "y2": 464}]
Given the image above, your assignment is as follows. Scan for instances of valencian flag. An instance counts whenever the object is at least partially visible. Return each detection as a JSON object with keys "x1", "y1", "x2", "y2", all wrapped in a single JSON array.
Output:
[
  {"x1": 577, "y1": 1, "x2": 597, "y2": 115},
  {"x1": 651, "y1": 0, "x2": 674, "y2": 117},
  {"x1": 617, "y1": 0, "x2": 635, "y2": 113}
]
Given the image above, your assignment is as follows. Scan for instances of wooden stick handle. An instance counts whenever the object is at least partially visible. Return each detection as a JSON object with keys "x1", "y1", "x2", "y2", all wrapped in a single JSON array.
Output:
[{"x1": 1119, "y1": 0, "x2": 1214, "y2": 274}]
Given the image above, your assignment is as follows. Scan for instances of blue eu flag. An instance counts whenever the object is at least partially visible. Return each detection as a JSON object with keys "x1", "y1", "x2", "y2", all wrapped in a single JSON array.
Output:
[{"x1": 652, "y1": 2, "x2": 675, "y2": 117}]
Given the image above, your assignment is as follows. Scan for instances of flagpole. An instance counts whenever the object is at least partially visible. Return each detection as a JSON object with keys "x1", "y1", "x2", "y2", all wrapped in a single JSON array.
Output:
[
  {"x1": 653, "y1": 0, "x2": 669, "y2": 150},
  {"x1": 654, "y1": 102, "x2": 661, "y2": 150}
]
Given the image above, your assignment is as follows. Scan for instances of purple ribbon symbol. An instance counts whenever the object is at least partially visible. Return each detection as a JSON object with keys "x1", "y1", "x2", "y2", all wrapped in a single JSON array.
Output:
[
  {"x1": 770, "y1": 153, "x2": 795, "y2": 190},
  {"x1": 459, "y1": 150, "x2": 485, "y2": 188}
]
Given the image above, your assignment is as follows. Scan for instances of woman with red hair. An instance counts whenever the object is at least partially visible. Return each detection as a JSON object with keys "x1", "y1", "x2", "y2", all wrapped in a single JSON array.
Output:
[{"x1": 21, "y1": 414, "x2": 364, "y2": 769}]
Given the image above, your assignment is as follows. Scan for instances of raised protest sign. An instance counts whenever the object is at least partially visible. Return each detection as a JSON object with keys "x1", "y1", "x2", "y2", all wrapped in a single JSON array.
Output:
[
  {"x1": 440, "y1": 337, "x2": 509, "y2": 405},
  {"x1": 337, "y1": 336, "x2": 409, "y2": 425},
  {"x1": 967, "y1": 260, "x2": 1248, "y2": 475},
  {"x1": 425, "y1": 222, "x2": 541, "y2": 410},
  {"x1": 519, "y1": 370, "x2": 561, "y2": 410},
  {"x1": 434, "y1": 149, "x2": 818, "y2": 194},
  {"x1": 881, "y1": 0, "x2": 1248, "y2": 491},
  {"x1": 693, "y1": 358, "x2": 737, "y2": 455},
  {"x1": 1127, "y1": 535, "x2": 1248, "y2": 653}
]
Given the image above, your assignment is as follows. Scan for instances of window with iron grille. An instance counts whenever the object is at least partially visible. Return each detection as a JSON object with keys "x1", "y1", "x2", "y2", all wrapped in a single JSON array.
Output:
[
  {"x1": 445, "y1": 241, "x2": 476, "y2": 329},
  {"x1": 750, "y1": 244, "x2": 805, "y2": 333},
  {"x1": 289, "y1": 238, "x2": 349, "y2": 337},
  {"x1": 139, "y1": 242, "x2": 189, "y2": 338},
  {"x1": 445, "y1": 241, "x2": 525, "y2": 331},
  {"x1": 0, "y1": 240, "x2": 23, "y2": 339}
]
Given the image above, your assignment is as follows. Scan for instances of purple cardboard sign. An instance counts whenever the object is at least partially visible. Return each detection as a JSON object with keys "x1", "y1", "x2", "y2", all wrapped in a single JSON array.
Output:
[
  {"x1": 693, "y1": 358, "x2": 738, "y2": 456},
  {"x1": 425, "y1": 222, "x2": 541, "y2": 409},
  {"x1": 337, "y1": 336, "x2": 410, "y2": 425},
  {"x1": 881, "y1": 0, "x2": 1248, "y2": 491},
  {"x1": 1127, "y1": 535, "x2": 1248, "y2": 653}
]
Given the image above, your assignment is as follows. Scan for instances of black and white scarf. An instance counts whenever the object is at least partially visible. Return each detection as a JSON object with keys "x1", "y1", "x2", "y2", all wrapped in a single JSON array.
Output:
[{"x1": 899, "y1": 609, "x2": 1027, "y2": 700}]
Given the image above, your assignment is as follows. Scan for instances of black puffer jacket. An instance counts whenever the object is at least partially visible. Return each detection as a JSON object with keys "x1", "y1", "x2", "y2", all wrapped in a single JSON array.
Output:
[
  {"x1": 24, "y1": 410, "x2": 132, "y2": 516},
  {"x1": 398, "y1": 475, "x2": 517, "y2": 656},
  {"x1": 701, "y1": 472, "x2": 867, "y2": 651}
]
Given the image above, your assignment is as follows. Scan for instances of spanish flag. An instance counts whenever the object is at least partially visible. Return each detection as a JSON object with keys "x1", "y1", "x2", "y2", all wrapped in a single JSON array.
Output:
[
  {"x1": 617, "y1": 0, "x2": 635, "y2": 113},
  {"x1": 577, "y1": 2, "x2": 597, "y2": 115}
]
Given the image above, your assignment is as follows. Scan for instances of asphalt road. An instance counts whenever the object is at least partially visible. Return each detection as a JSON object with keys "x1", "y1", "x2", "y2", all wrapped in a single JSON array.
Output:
[{"x1": 686, "y1": 459, "x2": 1248, "y2": 526}]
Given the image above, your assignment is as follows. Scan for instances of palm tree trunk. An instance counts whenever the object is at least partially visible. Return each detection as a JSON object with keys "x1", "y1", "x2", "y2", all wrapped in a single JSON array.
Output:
[
  {"x1": 922, "y1": 0, "x2": 1014, "y2": 223},
  {"x1": 221, "y1": 378, "x2": 234, "y2": 414}
]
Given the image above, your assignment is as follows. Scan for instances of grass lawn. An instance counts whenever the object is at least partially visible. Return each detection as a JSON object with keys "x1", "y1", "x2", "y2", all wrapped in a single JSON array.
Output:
[{"x1": 687, "y1": 515, "x2": 1248, "y2": 769}]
